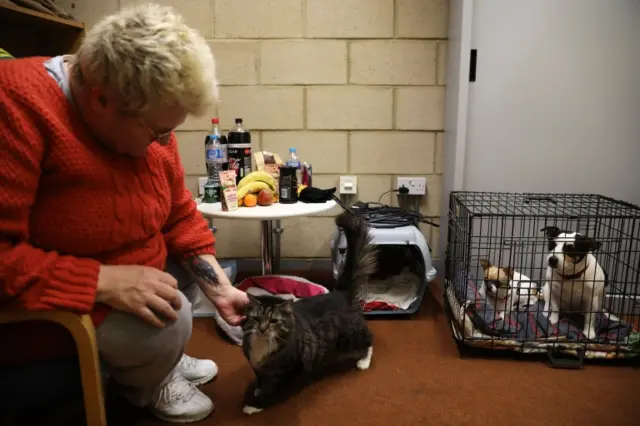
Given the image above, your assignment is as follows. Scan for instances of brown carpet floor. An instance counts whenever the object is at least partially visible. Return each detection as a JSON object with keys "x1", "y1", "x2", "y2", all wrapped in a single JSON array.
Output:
[{"x1": 108, "y1": 285, "x2": 639, "y2": 426}]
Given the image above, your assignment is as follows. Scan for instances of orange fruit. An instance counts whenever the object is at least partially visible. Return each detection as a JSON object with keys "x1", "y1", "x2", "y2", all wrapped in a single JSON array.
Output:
[{"x1": 244, "y1": 193, "x2": 257, "y2": 207}]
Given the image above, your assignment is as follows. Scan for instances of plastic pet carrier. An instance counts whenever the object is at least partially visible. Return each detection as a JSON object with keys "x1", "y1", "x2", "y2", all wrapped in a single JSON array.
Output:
[
  {"x1": 330, "y1": 203, "x2": 437, "y2": 316},
  {"x1": 444, "y1": 191, "x2": 640, "y2": 367}
]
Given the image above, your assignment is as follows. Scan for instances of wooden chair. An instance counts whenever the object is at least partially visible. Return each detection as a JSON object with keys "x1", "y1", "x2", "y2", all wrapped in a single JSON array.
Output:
[
  {"x1": 0, "y1": 4, "x2": 100, "y2": 424},
  {"x1": 0, "y1": 309, "x2": 107, "y2": 426}
]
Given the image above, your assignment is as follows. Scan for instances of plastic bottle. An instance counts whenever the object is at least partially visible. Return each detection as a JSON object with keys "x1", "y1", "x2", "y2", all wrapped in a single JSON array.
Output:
[
  {"x1": 212, "y1": 118, "x2": 228, "y2": 164},
  {"x1": 285, "y1": 148, "x2": 302, "y2": 185},
  {"x1": 204, "y1": 118, "x2": 223, "y2": 203}
]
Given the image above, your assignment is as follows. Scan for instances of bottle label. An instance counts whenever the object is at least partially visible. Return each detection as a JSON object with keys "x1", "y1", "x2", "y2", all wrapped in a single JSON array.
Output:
[
  {"x1": 281, "y1": 186, "x2": 289, "y2": 199},
  {"x1": 203, "y1": 184, "x2": 220, "y2": 203},
  {"x1": 206, "y1": 147, "x2": 223, "y2": 161}
]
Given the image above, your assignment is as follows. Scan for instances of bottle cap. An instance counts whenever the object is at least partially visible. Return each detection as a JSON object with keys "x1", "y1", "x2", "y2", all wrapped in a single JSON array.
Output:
[
  {"x1": 212, "y1": 117, "x2": 219, "y2": 124},
  {"x1": 289, "y1": 148, "x2": 296, "y2": 153},
  {"x1": 235, "y1": 118, "x2": 243, "y2": 124}
]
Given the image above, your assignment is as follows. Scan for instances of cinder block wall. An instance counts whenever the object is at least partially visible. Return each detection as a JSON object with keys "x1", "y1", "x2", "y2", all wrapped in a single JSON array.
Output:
[{"x1": 63, "y1": 0, "x2": 448, "y2": 260}]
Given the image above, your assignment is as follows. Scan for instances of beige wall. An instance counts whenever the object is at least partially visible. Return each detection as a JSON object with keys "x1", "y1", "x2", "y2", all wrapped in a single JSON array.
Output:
[{"x1": 64, "y1": 0, "x2": 448, "y2": 260}]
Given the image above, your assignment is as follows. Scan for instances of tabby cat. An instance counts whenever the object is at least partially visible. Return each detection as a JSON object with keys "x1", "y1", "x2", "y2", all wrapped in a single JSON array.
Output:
[{"x1": 240, "y1": 211, "x2": 377, "y2": 415}]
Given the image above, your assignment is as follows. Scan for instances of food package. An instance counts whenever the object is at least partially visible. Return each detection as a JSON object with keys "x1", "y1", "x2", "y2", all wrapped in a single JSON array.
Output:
[
  {"x1": 219, "y1": 170, "x2": 238, "y2": 211},
  {"x1": 254, "y1": 151, "x2": 283, "y2": 201}
]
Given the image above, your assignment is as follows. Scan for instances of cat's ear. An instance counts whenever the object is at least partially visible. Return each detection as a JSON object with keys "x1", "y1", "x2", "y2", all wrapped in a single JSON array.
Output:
[
  {"x1": 244, "y1": 293, "x2": 260, "y2": 315},
  {"x1": 247, "y1": 293, "x2": 261, "y2": 306},
  {"x1": 277, "y1": 298, "x2": 294, "y2": 314}
]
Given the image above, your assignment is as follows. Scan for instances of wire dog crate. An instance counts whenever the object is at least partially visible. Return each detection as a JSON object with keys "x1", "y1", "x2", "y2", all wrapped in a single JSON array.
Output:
[{"x1": 444, "y1": 191, "x2": 640, "y2": 367}]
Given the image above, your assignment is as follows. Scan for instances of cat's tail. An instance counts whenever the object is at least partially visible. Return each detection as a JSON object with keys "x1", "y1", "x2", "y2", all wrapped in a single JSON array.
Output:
[{"x1": 334, "y1": 211, "x2": 377, "y2": 307}]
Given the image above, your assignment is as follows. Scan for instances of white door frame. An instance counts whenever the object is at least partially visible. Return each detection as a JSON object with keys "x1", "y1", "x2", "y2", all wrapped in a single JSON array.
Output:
[{"x1": 438, "y1": 0, "x2": 474, "y2": 266}]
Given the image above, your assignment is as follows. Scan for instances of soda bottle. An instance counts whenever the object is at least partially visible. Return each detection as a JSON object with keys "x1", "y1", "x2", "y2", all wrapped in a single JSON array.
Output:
[{"x1": 227, "y1": 118, "x2": 252, "y2": 184}]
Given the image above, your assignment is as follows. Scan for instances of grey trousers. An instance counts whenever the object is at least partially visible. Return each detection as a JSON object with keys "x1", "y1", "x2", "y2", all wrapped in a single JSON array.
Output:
[{"x1": 95, "y1": 261, "x2": 200, "y2": 407}]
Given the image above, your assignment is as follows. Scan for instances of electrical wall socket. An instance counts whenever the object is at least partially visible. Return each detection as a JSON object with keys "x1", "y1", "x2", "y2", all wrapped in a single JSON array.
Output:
[
  {"x1": 396, "y1": 177, "x2": 426, "y2": 195},
  {"x1": 339, "y1": 176, "x2": 358, "y2": 194},
  {"x1": 198, "y1": 177, "x2": 208, "y2": 195}
]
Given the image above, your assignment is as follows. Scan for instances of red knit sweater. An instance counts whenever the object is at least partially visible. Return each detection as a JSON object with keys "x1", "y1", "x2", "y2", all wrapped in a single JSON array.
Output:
[{"x1": 0, "y1": 57, "x2": 215, "y2": 364}]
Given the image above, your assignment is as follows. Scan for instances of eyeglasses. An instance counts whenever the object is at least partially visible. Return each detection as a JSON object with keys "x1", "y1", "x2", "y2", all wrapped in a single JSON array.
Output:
[{"x1": 138, "y1": 117, "x2": 174, "y2": 144}]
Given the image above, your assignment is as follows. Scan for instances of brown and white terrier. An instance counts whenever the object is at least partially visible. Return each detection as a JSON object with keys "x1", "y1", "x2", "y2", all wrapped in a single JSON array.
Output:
[{"x1": 479, "y1": 259, "x2": 540, "y2": 319}]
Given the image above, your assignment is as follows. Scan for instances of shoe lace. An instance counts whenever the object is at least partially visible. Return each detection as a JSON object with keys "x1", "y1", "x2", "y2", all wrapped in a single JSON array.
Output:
[{"x1": 156, "y1": 370, "x2": 197, "y2": 407}]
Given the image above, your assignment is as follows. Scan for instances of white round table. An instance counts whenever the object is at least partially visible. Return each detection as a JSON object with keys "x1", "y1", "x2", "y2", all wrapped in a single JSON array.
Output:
[{"x1": 197, "y1": 200, "x2": 337, "y2": 275}]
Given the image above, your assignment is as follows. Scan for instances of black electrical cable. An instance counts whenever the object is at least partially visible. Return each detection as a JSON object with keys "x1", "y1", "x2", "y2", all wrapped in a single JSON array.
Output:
[
  {"x1": 378, "y1": 189, "x2": 399, "y2": 203},
  {"x1": 332, "y1": 192, "x2": 440, "y2": 229}
]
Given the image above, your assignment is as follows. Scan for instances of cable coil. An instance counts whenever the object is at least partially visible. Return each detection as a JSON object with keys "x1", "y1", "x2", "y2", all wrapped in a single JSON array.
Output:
[{"x1": 333, "y1": 196, "x2": 440, "y2": 229}]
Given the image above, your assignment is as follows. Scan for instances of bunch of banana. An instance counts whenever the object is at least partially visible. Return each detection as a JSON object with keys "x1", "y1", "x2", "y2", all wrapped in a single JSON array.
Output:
[
  {"x1": 237, "y1": 180, "x2": 272, "y2": 200},
  {"x1": 238, "y1": 171, "x2": 276, "y2": 192},
  {"x1": 236, "y1": 171, "x2": 278, "y2": 205}
]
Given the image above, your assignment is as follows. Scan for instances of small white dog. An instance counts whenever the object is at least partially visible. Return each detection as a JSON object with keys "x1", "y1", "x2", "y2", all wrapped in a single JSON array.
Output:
[
  {"x1": 540, "y1": 226, "x2": 606, "y2": 340},
  {"x1": 479, "y1": 259, "x2": 540, "y2": 320}
]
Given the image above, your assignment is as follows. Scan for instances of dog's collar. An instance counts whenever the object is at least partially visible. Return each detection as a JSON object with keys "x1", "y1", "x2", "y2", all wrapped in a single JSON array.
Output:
[{"x1": 555, "y1": 262, "x2": 589, "y2": 280}]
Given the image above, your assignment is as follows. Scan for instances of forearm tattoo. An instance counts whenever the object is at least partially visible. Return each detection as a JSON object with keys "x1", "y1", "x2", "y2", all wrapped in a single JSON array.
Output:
[{"x1": 187, "y1": 257, "x2": 220, "y2": 288}]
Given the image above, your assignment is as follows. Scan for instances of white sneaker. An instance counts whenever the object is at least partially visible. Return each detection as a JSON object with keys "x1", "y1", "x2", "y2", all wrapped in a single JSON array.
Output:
[
  {"x1": 176, "y1": 354, "x2": 218, "y2": 386},
  {"x1": 149, "y1": 370, "x2": 214, "y2": 423}
]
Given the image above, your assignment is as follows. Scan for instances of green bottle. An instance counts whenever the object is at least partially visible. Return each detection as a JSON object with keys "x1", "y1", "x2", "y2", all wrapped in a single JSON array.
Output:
[{"x1": 203, "y1": 181, "x2": 220, "y2": 203}]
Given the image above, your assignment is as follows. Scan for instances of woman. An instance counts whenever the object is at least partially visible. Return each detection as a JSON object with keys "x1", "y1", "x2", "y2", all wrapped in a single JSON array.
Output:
[{"x1": 0, "y1": 3, "x2": 247, "y2": 423}]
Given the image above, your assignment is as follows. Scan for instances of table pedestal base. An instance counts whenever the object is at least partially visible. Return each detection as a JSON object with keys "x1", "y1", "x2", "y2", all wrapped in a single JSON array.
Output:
[
  {"x1": 260, "y1": 220, "x2": 283, "y2": 275},
  {"x1": 273, "y1": 220, "x2": 283, "y2": 274}
]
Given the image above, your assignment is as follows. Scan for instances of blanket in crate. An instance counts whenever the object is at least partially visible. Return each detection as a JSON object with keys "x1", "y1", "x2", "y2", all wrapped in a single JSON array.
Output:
[{"x1": 447, "y1": 275, "x2": 636, "y2": 358}]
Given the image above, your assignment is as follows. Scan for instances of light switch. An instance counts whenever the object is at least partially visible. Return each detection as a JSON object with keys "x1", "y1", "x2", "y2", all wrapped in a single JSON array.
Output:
[{"x1": 339, "y1": 176, "x2": 358, "y2": 194}]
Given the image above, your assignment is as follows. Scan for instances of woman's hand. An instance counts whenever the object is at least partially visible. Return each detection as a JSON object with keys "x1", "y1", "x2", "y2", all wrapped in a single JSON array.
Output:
[
  {"x1": 96, "y1": 265, "x2": 182, "y2": 328},
  {"x1": 211, "y1": 284, "x2": 250, "y2": 326}
]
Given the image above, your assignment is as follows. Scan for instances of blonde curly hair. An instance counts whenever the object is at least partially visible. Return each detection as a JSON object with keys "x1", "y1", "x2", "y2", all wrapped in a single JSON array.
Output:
[{"x1": 72, "y1": 2, "x2": 218, "y2": 116}]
